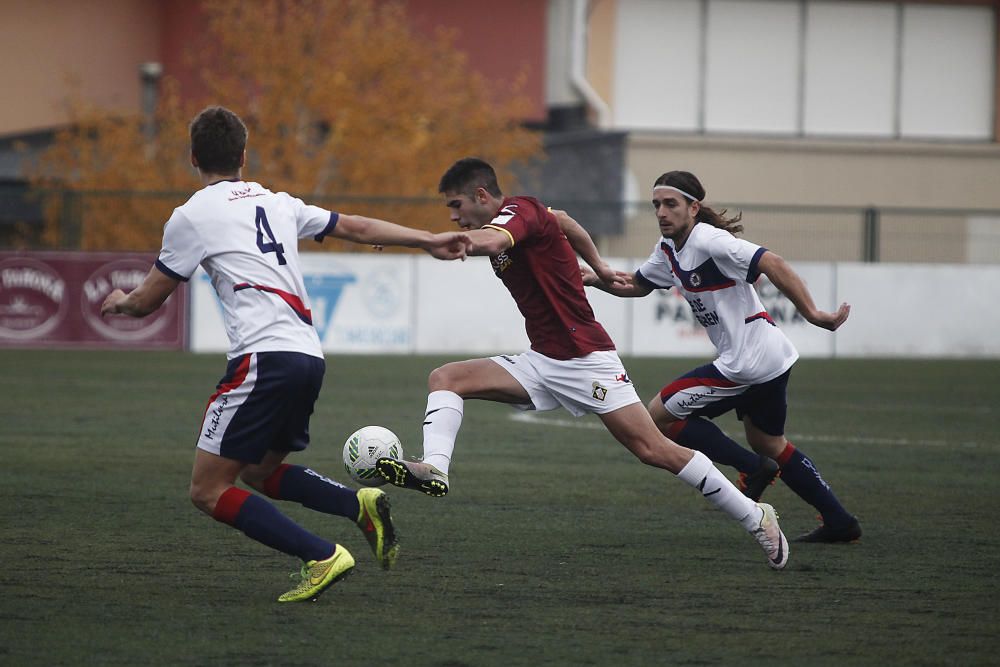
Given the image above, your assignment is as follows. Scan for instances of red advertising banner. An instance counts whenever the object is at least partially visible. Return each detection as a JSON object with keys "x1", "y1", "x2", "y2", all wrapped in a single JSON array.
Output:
[{"x1": 0, "y1": 251, "x2": 187, "y2": 349}]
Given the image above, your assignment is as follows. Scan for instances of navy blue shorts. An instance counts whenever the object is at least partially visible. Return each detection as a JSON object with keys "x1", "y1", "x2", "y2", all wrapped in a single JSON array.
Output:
[
  {"x1": 196, "y1": 351, "x2": 325, "y2": 463},
  {"x1": 659, "y1": 363, "x2": 791, "y2": 436}
]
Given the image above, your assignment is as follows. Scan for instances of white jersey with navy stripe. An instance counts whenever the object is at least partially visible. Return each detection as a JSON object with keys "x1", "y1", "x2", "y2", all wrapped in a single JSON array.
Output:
[
  {"x1": 156, "y1": 180, "x2": 338, "y2": 359},
  {"x1": 635, "y1": 223, "x2": 798, "y2": 383}
]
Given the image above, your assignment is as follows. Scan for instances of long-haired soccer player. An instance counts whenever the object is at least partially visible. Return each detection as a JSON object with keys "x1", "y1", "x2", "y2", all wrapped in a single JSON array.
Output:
[{"x1": 582, "y1": 170, "x2": 860, "y2": 543}]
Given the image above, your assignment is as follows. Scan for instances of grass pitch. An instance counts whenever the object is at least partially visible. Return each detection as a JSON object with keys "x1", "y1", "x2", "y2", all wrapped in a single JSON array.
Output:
[{"x1": 1, "y1": 350, "x2": 998, "y2": 666}]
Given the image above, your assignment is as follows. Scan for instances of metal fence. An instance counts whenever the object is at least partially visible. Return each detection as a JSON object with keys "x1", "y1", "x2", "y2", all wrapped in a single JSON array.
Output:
[{"x1": 2, "y1": 185, "x2": 999, "y2": 264}]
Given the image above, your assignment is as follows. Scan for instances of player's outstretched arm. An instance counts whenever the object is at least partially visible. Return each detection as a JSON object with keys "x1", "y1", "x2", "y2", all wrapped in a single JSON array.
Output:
[
  {"x1": 334, "y1": 214, "x2": 470, "y2": 260},
  {"x1": 552, "y1": 209, "x2": 627, "y2": 289},
  {"x1": 463, "y1": 227, "x2": 513, "y2": 257},
  {"x1": 101, "y1": 266, "x2": 180, "y2": 318},
  {"x1": 101, "y1": 266, "x2": 180, "y2": 317},
  {"x1": 580, "y1": 265, "x2": 653, "y2": 298},
  {"x1": 757, "y1": 251, "x2": 850, "y2": 331}
]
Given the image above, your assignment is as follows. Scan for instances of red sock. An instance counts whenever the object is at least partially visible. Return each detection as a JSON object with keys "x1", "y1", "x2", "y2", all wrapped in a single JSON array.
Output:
[
  {"x1": 213, "y1": 487, "x2": 251, "y2": 525},
  {"x1": 776, "y1": 442, "x2": 797, "y2": 467}
]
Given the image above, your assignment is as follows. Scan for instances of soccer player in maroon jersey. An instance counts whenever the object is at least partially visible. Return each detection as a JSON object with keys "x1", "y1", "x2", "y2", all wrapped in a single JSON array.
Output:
[{"x1": 377, "y1": 157, "x2": 790, "y2": 569}]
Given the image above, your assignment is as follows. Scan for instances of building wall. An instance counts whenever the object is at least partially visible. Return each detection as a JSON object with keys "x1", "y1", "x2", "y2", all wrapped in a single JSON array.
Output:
[
  {"x1": 405, "y1": 0, "x2": 546, "y2": 122},
  {"x1": 579, "y1": 0, "x2": 1000, "y2": 263},
  {"x1": 0, "y1": 0, "x2": 546, "y2": 139},
  {"x1": 0, "y1": 0, "x2": 162, "y2": 135},
  {"x1": 606, "y1": 133, "x2": 1000, "y2": 262}
]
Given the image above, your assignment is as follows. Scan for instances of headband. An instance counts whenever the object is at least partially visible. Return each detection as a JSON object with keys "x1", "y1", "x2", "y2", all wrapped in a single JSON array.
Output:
[{"x1": 652, "y1": 184, "x2": 700, "y2": 202}]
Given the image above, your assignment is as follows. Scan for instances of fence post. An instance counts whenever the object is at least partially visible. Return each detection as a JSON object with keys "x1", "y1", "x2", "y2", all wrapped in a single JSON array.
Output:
[
  {"x1": 60, "y1": 190, "x2": 82, "y2": 249},
  {"x1": 863, "y1": 207, "x2": 880, "y2": 262}
]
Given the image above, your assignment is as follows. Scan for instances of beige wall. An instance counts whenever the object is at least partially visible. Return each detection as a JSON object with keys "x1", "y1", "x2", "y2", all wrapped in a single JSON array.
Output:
[
  {"x1": 585, "y1": 0, "x2": 616, "y2": 113},
  {"x1": 0, "y1": 0, "x2": 161, "y2": 135},
  {"x1": 604, "y1": 134, "x2": 1000, "y2": 262},
  {"x1": 626, "y1": 134, "x2": 1000, "y2": 208}
]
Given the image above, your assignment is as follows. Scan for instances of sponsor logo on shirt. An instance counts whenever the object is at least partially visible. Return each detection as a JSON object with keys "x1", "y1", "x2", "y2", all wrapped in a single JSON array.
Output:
[{"x1": 491, "y1": 251, "x2": 512, "y2": 277}]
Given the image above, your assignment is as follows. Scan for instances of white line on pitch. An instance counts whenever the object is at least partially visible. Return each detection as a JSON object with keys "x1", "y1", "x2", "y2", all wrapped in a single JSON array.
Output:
[{"x1": 507, "y1": 412, "x2": 989, "y2": 450}]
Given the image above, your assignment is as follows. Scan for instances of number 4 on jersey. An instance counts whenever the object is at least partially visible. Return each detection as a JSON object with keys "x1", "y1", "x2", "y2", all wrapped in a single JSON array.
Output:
[{"x1": 255, "y1": 206, "x2": 287, "y2": 265}]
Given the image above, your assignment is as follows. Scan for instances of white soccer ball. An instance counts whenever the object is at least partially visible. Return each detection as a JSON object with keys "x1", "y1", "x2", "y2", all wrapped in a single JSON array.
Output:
[{"x1": 343, "y1": 425, "x2": 404, "y2": 487}]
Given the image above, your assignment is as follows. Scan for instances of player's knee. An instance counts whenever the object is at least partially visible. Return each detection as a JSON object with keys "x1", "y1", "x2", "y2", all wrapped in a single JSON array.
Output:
[
  {"x1": 428, "y1": 363, "x2": 460, "y2": 392},
  {"x1": 189, "y1": 481, "x2": 218, "y2": 515},
  {"x1": 629, "y1": 437, "x2": 666, "y2": 467}
]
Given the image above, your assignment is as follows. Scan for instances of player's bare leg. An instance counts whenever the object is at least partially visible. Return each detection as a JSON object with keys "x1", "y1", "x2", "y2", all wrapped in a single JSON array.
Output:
[
  {"x1": 599, "y1": 404, "x2": 788, "y2": 569},
  {"x1": 648, "y1": 397, "x2": 779, "y2": 501}
]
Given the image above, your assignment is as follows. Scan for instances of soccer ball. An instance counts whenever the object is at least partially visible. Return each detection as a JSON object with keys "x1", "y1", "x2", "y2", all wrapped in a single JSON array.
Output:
[{"x1": 343, "y1": 425, "x2": 404, "y2": 487}]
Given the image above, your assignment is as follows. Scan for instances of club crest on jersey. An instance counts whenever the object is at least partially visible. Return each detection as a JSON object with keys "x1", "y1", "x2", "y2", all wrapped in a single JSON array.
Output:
[
  {"x1": 689, "y1": 272, "x2": 702, "y2": 288},
  {"x1": 592, "y1": 382, "x2": 608, "y2": 401}
]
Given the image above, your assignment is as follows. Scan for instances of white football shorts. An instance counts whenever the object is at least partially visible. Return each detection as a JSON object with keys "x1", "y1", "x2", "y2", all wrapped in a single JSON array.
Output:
[{"x1": 489, "y1": 349, "x2": 641, "y2": 417}]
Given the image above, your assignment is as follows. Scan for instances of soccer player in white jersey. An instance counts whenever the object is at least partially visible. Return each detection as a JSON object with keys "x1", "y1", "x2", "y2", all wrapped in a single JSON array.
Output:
[
  {"x1": 582, "y1": 170, "x2": 861, "y2": 543},
  {"x1": 101, "y1": 106, "x2": 471, "y2": 602}
]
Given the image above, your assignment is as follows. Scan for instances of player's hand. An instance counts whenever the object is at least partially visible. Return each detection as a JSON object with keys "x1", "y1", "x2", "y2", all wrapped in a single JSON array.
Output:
[
  {"x1": 810, "y1": 302, "x2": 851, "y2": 331},
  {"x1": 425, "y1": 231, "x2": 472, "y2": 261},
  {"x1": 101, "y1": 289, "x2": 128, "y2": 317},
  {"x1": 595, "y1": 263, "x2": 630, "y2": 289}
]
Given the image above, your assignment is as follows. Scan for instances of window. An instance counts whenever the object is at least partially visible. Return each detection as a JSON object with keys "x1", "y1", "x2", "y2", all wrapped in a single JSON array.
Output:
[
  {"x1": 607, "y1": 0, "x2": 996, "y2": 140},
  {"x1": 899, "y1": 4, "x2": 995, "y2": 139},
  {"x1": 612, "y1": 0, "x2": 701, "y2": 130},
  {"x1": 704, "y1": 0, "x2": 800, "y2": 133},
  {"x1": 804, "y1": 2, "x2": 897, "y2": 136}
]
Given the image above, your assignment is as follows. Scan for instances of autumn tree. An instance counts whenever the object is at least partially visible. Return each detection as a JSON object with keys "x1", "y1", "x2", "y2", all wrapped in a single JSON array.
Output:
[{"x1": 30, "y1": 0, "x2": 541, "y2": 251}]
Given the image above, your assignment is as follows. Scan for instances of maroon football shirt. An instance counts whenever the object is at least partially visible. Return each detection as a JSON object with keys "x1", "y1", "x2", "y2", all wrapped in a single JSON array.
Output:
[{"x1": 482, "y1": 196, "x2": 615, "y2": 360}]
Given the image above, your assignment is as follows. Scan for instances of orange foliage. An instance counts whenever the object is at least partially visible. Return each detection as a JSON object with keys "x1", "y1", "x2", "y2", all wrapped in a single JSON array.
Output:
[{"x1": 30, "y1": 0, "x2": 541, "y2": 251}]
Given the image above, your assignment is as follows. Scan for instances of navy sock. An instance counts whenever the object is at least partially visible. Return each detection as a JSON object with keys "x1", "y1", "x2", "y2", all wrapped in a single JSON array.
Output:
[
  {"x1": 776, "y1": 443, "x2": 853, "y2": 527},
  {"x1": 262, "y1": 464, "x2": 360, "y2": 520},
  {"x1": 667, "y1": 417, "x2": 763, "y2": 474},
  {"x1": 214, "y1": 487, "x2": 334, "y2": 562}
]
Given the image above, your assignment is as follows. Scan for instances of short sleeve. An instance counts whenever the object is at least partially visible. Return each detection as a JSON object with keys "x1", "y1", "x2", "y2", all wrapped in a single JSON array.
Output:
[
  {"x1": 156, "y1": 210, "x2": 203, "y2": 282},
  {"x1": 482, "y1": 202, "x2": 531, "y2": 247},
  {"x1": 282, "y1": 193, "x2": 339, "y2": 242},
  {"x1": 635, "y1": 239, "x2": 676, "y2": 289},
  {"x1": 708, "y1": 232, "x2": 765, "y2": 283}
]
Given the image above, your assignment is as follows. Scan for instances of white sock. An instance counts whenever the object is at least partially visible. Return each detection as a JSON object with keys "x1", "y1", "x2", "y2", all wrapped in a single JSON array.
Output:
[
  {"x1": 676, "y1": 451, "x2": 762, "y2": 531},
  {"x1": 420, "y1": 390, "x2": 464, "y2": 474}
]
